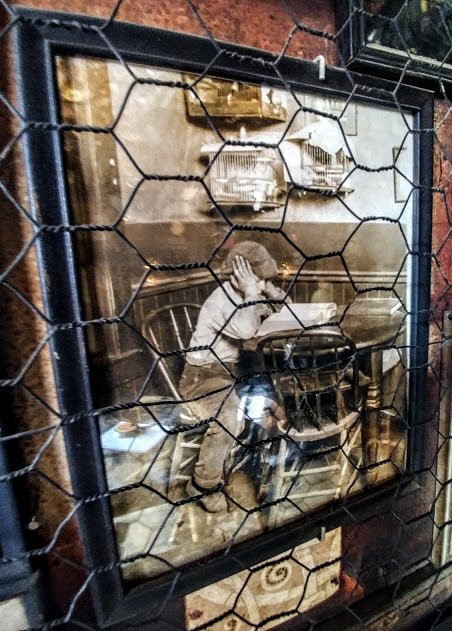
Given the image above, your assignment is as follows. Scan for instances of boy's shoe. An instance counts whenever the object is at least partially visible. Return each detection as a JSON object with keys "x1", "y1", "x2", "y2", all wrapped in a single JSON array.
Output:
[{"x1": 186, "y1": 478, "x2": 228, "y2": 513}]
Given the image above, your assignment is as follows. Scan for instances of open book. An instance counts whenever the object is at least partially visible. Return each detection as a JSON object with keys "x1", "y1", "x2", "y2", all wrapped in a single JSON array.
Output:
[{"x1": 255, "y1": 303, "x2": 337, "y2": 338}]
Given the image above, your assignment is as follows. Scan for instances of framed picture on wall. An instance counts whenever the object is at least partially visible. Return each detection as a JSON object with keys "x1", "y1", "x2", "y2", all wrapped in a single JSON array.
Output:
[
  {"x1": 14, "y1": 8, "x2": 434, "y2": 628},
  {"x1": 336, "y1": 0, "x2": 452, "y2": 88}
]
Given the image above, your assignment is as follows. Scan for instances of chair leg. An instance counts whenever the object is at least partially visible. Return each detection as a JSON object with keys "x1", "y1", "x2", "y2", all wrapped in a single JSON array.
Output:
[
  {"x1": 338, "y1": 428, "x2": 348, "y2": 498},
  {"x1": 168, "y1": 433, "x2": 184, "y2": 500},
  {"x1": 339, "y1": 420, "x2": 362, "y2": 497},
  {"x1": 168, "y1": 430, "x2": 202, "y2": 501},
  {"x1": 267, "y1": 438, "x2": 288, "y2": 528}
]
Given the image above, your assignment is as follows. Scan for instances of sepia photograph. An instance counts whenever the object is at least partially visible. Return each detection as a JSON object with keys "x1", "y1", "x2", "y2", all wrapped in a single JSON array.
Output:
[{"x1": 56, "y1": 56, "x2": 413, "y2": 587}]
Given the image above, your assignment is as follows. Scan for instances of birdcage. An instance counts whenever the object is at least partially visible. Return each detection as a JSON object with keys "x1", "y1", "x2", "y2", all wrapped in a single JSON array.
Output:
[
  {"x1": 201, "y1": 140, "x2": 284, "y2": 210},
  {"x1": 301, "y1": 144, "x2": 351, "y2": 189},
  {"x1": 185, "y1": 76, "x2": 287, "y2": 121},
  {"x1": 284, "y1": 120, "x2": 354, "y2": 193}
]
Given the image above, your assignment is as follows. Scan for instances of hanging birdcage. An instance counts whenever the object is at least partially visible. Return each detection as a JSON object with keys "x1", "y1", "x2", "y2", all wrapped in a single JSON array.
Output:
[
  {"x1": 301, "y1": 144, "x2": 351, "y2": 189},
  {"x1": 185, "y1": 76, "x2": 287, "y2": 121},
  {"x1": 284, "y1": 120, "x2": 354, "y2": 193},
  {"x1": 201, "y1": 132, "x2": 285, "y2": 210}
]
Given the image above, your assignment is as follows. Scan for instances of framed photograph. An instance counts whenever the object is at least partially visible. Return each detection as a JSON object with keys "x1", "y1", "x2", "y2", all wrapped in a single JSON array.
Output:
[
  {"x1": 336, "y1": 0, "x2": 452, "y2": 87},
  {"x1": 14, "y1": 8, "x2": 434, "y2": 627}
]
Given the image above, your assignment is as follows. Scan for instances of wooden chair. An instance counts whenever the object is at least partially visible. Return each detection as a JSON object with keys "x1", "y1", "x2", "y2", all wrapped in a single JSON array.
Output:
[
  {"x1": 141, "y1": 303, "x2": 204, "y2": 500},
  {"x1": 255, "y1": 330, "x2": 369, "y2": 526},
  {"x1": 141, "y1": 303, "x2": 201, "y2": 400}
]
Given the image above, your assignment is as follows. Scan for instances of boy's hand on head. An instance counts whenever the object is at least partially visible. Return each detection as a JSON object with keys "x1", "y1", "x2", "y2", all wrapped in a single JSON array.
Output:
[
  {"x1": 231, "y1": 256, "x2": 261, "y2": 300},
  {"x1": 263, "y1": 280, "x2": 284, "y2": 300}
]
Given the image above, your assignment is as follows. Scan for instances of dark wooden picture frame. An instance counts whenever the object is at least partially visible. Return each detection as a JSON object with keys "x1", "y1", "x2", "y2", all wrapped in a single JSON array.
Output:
[
  {"x1": 13, "y1": 8, "x2": 434, "y2": 627},
  {"x1": 336, "y1": 0, "x2": 452, "y2": 90}
]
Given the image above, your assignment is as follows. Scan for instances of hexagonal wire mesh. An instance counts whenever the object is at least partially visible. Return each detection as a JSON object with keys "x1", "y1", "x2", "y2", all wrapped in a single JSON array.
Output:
[{"x1": 0, "y1": 1, "x2": 452, "y2": 630}]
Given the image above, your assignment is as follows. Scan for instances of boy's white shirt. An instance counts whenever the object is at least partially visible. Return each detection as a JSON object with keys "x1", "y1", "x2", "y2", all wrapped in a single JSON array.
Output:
[{"x1": 186, "y1": 281, "x2": 288, "y2": 366}]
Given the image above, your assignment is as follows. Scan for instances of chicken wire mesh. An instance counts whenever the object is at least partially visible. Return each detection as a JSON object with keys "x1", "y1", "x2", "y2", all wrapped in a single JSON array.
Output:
[{"x1": 0, "y1": 1, "x2": 451, "y2": 630}]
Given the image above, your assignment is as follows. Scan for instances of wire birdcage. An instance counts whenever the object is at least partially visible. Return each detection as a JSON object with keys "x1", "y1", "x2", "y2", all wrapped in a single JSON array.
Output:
[
  {"x1": 301, "y1": 144, "x2": 351, "y2": 189},
  {"x1": 185, "y1": 77, "x2": 287, "y2": 121},
  {"x1": 201, "y1": 143, "x2": 283, "y2": 210}
]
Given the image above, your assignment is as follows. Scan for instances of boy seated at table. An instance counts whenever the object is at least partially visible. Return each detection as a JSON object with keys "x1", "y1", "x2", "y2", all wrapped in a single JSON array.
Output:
[{"x1": 179, "y1": 241, "x2": 289, "y2": 513}]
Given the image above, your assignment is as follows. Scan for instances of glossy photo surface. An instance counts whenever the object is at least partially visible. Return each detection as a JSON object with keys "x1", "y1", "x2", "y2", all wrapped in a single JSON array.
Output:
[{"x1": 56, "y1": 56, "x2": 414, "y2": 586}]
